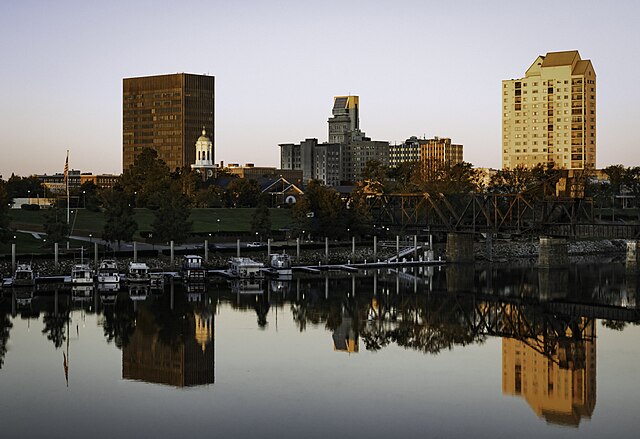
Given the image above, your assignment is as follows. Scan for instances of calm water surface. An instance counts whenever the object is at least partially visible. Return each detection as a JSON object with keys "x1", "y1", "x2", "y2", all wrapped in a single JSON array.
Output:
[{"x1": 1, "y1": 262, "x2": 639, "y2": 438}]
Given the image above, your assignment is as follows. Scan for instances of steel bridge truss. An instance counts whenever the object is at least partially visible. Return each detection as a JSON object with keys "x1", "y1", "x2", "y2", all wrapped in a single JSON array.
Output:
[{"x1": 365, "y1": 192, "x2": 595, "y2": 236}]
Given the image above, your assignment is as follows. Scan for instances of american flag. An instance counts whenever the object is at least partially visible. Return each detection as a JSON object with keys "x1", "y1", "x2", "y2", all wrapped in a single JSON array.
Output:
[{"x1": 64, "y1": 151, "x2": 69, "y2": 185}]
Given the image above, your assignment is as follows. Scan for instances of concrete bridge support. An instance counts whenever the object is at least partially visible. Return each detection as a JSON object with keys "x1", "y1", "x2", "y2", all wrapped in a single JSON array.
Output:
[
  {"x1": 626, "y1": 240, "x2": 639, "y2": 271},
  {"x1": 446, "y1": 264, "x2": 475, "y2": 293},
  {"x1": 538, "y1": 268, "x2": 569, "y2": 301},
  {"x1": 538, "y1": 237, "x2": 568, "y2": 268},
  {"x1": 445, "y1": 233, "x2": 474, "y2": 263}
]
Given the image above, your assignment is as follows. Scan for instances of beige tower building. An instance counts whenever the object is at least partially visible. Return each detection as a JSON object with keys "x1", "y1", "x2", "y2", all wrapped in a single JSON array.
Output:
[
  {"x1": 502, "y1": 317, "x2": 596, "y2": 426},
  {"x1": 502, "y1": 51, "x2": 596, "y2": 170}
]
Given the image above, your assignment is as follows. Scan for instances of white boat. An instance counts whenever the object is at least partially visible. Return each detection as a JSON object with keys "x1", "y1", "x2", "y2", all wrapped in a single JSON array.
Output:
[
  {"x1": 228, "y1": 257, "x2": 264, "y2": 279},
  {"x1": 97, "y1": 259, "x2": 121, "y2": 284},
  {"x1": 268, "y1": 253, "x2": 293, "y2": 279},
  {"x1": 13, "y1": 263, "x2": 35, "y2": 287},
  {"x1": 97, "y1": 282, "x2": 120, "y2": 293},
  {"x1": 149, "y1": 272, "x2": 165, "y2": 289},
  {"x1": 72, "y1": 285, "x2": 94, "y2": 302},
  {"x1": 128, "y1": 262, "x2": 150, "y2": 283},
  {"x1": 128, "y1": 284, "x2": 150, "y2": 300},
  {"x1": 71, "y1": 263, "x2": 94, "y2": 285},
  {"x1": 182, "y1": 255, "x2": 207, "y2": 282},
  {"x1": 230, "y1": 278, "x2": 264, "y2": 294}
]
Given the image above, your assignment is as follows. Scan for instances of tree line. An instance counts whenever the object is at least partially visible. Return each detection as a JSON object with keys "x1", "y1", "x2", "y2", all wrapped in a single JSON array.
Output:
[{"x1": 3, "y1": 155, "x2": 640, "y2": 246}]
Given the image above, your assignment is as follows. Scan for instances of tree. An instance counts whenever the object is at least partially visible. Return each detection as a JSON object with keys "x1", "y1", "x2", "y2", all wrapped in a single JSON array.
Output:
[
  {"x1": 487, "y1": 165, "x2": 539, "y2": 194},
  {"x1": 251, "y1": 202, "x2": 272, "y2": 241},
  {"x1": 102, "y1": 186, "x2": 137, "y2": 249},
  {"x1": 76, "y1": 180, "x2": 101, "y2": 211},
  {"x1": 194, "y1": 185, "x2": 225, "y2": 208},
  {"x1": 43, "y1": 205, "x2": 69, "y2": 245},
  {"x1": 4, "y1": 174, "x2": 43, "y2": 198},
  {"x1": 388, "y1": 161, "x2": 420, "y2": 192},
  {"x1": 0, "y1": 305, "x2": 12, "y2": 370},
  {"x1": 120, "y1": 148, "x2": 171, "y2": 208},
  {"x1": 410, "y1": 160, "x2": 482, "y2": 194},
  {"x1": 0, "y1": 182, "x2": 11, "y2": 244},
  {"x1": 292, "y1": 180, "x2": 344, "y2": 239},
  {"x1": 226, "y1": 178, "x2": 261, "y2": 207},
  {"x1": 42, "y1": 310, "x2": 71, "y2": 349},
  {"x1": 151, "y1": 186, "x2": 192, "y2": 244},
  {"x1": 360, "y1": 160, "x2": 389, "y2": 194},
  {"x1": 602, "y1": 164, "x2": 626, "y2": 195}
]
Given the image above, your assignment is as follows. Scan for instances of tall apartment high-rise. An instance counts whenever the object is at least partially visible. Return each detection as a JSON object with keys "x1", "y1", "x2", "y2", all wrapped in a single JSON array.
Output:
[
  {"x1": 123, "y1": 73, "x2": 214, "y2": 171},
  {"x1": 502, "y1": 51, "x2": 595, "y2": 170},
  {"x1": 328, "y1": 96, "x2": 359, "y2": 143}
]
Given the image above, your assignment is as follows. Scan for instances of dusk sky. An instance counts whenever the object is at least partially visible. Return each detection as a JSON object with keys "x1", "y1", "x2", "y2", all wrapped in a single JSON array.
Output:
[{"x1": 1, "y1": 0, "x2": 639, "y2": 178}]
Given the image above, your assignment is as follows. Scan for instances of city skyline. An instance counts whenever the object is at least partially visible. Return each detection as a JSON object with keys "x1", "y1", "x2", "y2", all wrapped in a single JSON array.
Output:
[{"x1": 1, "y1": 0, "x2": 639, "y2": 177}]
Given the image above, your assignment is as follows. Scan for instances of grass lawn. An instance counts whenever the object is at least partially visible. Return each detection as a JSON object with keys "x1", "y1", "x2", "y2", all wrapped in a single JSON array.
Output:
[
  {"x1": 0, "y1": 230, "x2": 105, "y2": 257},
  {"x1": 8, "y1": 207, "x2": 293, "y2": 239}
]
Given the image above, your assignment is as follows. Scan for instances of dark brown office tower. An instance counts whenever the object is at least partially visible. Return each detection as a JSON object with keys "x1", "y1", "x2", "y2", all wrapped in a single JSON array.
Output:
[{"x1": 123, "y1": 73, "x2": 214, "y2": 171}]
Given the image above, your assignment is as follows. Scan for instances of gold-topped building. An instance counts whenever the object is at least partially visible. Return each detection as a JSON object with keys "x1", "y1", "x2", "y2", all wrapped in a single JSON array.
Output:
[{"x1": 502, "y1": 51, "x2": 596, "y2": 170}]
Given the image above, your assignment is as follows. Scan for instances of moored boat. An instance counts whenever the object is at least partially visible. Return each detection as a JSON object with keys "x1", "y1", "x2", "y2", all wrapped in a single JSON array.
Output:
[
  {"x1": 13, "y1": 263, "x2": 35, "y2": 287},
  {"x1": 229, "y1": 278, "x2": 264, "y2": 294},
  {"x1": 268, "y1": 253, "x2": 292, "y2": 279},
  {"x1": 128, "y1": 262, "x2": 150, "y2": 283},
  {"x1": 182, "y1": 255, "x2": 207, "y2": 282},
  {"x1": 71, "y1": 263, "x2": 94, "y2": 285},
  {"x1": 97, "y1": 259, "x2": 121, "y2": 284},
  {"x1": 227, "y1": 257, "x2": 264, "y2": 279}
]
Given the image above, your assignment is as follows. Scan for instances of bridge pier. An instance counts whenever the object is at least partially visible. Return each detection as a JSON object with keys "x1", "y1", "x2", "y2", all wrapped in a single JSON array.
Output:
[
  {"x1": 446, "y1": 264, "x2": 475, "y2": 292},
  {"x1": 445, "y1": 233, "x2": 474, "y2": 263},
  {"x1": 485, "y1": 233, "x2": 494, "y2": 262},
  {"x1": 538, "y1": 237, "x2": 568, "y2": 268},
  {"x1": 626, "y1": 240, "x2": 640, "y2": 271},
  {"x1": 538, "y1": 268, "x2": 569, "y2": 301}
]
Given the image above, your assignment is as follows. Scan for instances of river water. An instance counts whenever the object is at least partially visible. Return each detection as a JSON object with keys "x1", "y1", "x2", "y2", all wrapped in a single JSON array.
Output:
[{"x1": 1, "y1": 261, "x2": 639, "y2": 438}]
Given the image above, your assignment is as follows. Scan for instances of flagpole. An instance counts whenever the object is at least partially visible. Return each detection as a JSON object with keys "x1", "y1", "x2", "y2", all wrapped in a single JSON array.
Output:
[{"x1": 66, "y1": 150, "x2": 70, "y2": 224}]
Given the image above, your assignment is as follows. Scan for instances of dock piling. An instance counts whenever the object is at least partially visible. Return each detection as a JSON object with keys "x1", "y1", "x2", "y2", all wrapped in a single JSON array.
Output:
[
  {"x1": 170, "y1": 241, "x2": 174, "y2": 265},
  {"x1": 11, "y1": 243, "x2": 16, "y2": 273},
  {"x1": 236, "y1": 239, "x2": 240, "y2": 258},
  {"x1": 204, "y1": 240, "x2": 209, "y2": 262},
  {"x1": 352, "y1": 236, "x2": 355, "y2": 260},
  {"x1": 133, "y1": 242, "x2": 137, "y2": 262},
  {"x1": 374, "y1": 236, "x2": 377, "y2": 259}
]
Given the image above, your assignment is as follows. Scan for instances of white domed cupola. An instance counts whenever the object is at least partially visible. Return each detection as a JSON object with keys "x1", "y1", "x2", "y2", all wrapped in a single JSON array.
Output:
[
  {"x1": 195, "y1": 127, "x2": 213, "y2": 166},
  {"x1": 191, "y1": 127, "x2": 216, "y2": 179}
]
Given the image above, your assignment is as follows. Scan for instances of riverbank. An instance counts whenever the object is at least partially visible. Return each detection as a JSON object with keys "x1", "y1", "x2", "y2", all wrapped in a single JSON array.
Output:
[{"x1": 476, "y1": 238, "x2": 628, "y2": 261}]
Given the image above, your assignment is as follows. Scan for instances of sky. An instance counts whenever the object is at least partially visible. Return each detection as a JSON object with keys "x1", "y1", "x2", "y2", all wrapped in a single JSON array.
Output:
[{"x1": 1, "y1": 0, "x2": 639, "y2": 178}]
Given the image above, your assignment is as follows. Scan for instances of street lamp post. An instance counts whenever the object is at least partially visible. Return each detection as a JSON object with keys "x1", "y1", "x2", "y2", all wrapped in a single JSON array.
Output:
[
  {"x1": 217, "y1": 218, "x2": 220, "y2": 233},
  {"x1": 83, "y1": 190, "x2": 86, "y2": 208}
]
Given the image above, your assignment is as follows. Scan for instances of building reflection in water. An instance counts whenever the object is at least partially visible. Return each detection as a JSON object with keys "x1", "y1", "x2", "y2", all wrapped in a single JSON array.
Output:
[
  {"x1": 122, "y1": 296, "x2": 214, "y2": 388},
  {"x1": 332, "y1": 308, "x2": 358, "y2": 353},
  {"x1": 502, "y1": 317, "x2": 596, "y2": 426}
]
